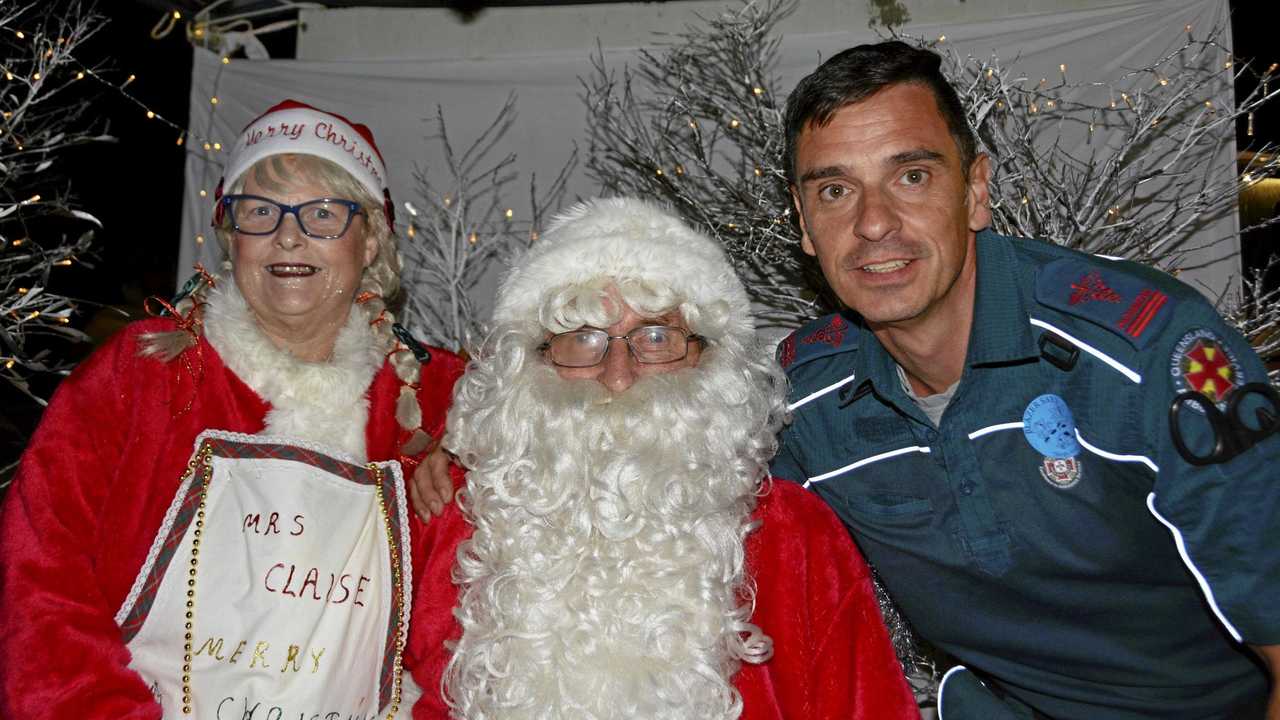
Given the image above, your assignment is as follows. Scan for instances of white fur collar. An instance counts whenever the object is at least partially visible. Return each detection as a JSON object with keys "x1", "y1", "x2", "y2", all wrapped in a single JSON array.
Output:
[{"x1": 202, "y1": 281, "x2": 382, "y2": 460}]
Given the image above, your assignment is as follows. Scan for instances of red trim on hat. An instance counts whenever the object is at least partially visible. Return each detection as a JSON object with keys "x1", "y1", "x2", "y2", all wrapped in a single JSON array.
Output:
[
  {"x1": 210, "y1": 178, "x2": 226, "y2": 227},
  {"x1": 383, "y1": 188, "x2": 396, "y2": 228}
]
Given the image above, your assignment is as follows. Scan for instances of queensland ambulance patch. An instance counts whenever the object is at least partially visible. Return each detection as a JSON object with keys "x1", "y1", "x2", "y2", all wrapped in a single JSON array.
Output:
[{"x1": 1170, "y1": 328, "x2": 1242, "y2": 406}]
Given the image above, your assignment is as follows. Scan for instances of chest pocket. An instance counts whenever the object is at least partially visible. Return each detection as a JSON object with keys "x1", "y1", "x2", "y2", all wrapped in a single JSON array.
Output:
[{"x1": 810, "y1": 440, "x2": 938, "y2": 529}]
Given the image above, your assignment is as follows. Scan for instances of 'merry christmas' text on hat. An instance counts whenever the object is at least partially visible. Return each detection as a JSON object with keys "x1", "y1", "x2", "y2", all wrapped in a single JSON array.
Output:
[{"x1": 213, "y1": 99, "x2": 395, "y2": 226}]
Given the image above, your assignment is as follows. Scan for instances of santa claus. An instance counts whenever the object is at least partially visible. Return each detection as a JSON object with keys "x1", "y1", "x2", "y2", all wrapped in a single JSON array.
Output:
[{"x1": 405, "y1": 197, "x2": 919, "y2": 719}]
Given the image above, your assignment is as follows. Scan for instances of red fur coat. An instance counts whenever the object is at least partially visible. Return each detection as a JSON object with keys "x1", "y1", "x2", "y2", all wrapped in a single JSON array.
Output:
[
  {"x1": 405, "y1": 479, "x2": 921, "y2": 719},
  {"x1": 0, "y1": 319, "x2": 463, "y2": 719}
]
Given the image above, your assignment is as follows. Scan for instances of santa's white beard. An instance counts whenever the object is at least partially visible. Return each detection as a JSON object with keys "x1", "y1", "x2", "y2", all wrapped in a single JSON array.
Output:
[{"x1": 444, "y1": 335, "x2": 778, "y2": 720}]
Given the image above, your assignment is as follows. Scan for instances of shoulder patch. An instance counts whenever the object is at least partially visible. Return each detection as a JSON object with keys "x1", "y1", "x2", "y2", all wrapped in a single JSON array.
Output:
[
  {"x1": 778, "y1": 313, "x2": 858, "y2": 370},
  {"x1": 1170, "y1": 327, "x2": 1244, "y2": 406},
  {"x1": 1035, "y1": 258, "x2": 1175, "y2": 348}
]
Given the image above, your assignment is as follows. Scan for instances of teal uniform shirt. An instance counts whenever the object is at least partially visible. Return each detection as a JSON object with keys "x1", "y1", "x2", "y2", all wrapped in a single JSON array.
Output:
[{"x1": 773, "y1": 230, "x2": 1277, "y2": 719}]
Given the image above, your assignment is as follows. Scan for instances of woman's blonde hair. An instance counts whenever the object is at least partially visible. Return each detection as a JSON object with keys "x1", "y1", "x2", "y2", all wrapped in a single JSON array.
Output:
[{"x1": 140, "y1": 154, "x2": 428, "y2": 448}]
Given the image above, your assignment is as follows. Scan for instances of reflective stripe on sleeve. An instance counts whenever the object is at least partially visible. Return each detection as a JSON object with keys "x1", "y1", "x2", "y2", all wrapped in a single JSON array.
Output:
[
  {"x1": 1075, "y1": 430, "x2": 1159, "y2": 473},
  {"x1": 937, "y1": 665, "x2": 971, "y2": 720},
  {"x1": 786, "y1": 372, "x2": 858, "y2": 412},
  {"x1": 1146, "y1": 492, "x2": 1243, "y2": 643}
]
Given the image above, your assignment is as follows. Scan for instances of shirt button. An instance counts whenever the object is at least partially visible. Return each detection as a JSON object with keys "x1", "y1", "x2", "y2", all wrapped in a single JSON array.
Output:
[{"x1": 958, "y1": 481, "x2": 975, "y2": 496}]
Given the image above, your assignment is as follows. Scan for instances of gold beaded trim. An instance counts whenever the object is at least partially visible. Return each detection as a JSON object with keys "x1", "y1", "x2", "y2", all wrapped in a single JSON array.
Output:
[
  {"x1": 181, "y1": 444, "x2": 214, "y2": 716},
  {"x1": 370, "y1": 463, "x2": 406, "y2": 718},
  {"x1": 179, "y1": 448, "x2": 406, "y2": 718}
]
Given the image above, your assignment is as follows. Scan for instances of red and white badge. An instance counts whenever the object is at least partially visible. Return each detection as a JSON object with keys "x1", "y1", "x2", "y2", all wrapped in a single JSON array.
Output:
[
  {"x1": 1170, "y1": 328, "x2": 1243, "y2": 406},
  {"x1": 1039, "y1": 456, "x2": 1083, "y2": 488}
]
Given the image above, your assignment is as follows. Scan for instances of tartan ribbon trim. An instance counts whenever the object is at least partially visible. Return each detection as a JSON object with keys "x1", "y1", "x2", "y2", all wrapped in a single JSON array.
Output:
[
  {"x1": 203, "y1": 436, "x2": 379, "y2": 485},
  {"x1": 119, "y1": 465, "x2": 207, "y2": 643}
]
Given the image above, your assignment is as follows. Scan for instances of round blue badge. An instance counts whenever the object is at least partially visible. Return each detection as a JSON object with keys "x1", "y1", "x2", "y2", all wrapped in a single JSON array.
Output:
[{"x1": 1022, "y1": 394, "x2": 1081, "y2": 458}]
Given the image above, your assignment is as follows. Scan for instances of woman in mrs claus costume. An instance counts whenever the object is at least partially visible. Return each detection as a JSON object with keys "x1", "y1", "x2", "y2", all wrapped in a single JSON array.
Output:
[{"x1": 0, "y1": 100, "x2": 463, "y2": 719}]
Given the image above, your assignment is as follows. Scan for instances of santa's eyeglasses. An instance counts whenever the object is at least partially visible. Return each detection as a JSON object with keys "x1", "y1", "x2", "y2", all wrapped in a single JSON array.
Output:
[{"x1": 540, "y1": 326, "x2": 705, "y2": 368}]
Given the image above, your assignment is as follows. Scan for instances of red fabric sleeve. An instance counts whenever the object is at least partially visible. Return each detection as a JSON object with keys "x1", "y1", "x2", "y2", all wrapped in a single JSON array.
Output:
[
  {"x1": 399, "y1": 349, "x2": 466, "y2": 718},
  {"x1": 0, "y1": 330, "x2": 163, "y2": 719},
  {"x1": 406, "y1": 465, "x2": 470, "y2": 719},
  {"x1": 742, "y1": 481, "x2": 919, "y2": 720},
  {"x1": 815, "y1": 558, "x2": 921, "y2": 719}
]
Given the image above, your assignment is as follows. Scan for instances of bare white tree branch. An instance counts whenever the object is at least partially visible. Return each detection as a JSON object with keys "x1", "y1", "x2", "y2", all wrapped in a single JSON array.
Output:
[{"x1": 400, "y1": 96, "x2": 576, "y2": 352}]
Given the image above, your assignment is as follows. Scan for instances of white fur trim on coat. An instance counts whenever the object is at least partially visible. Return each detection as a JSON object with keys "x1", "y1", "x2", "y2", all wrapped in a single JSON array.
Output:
[
  {"x1": 494, "y1": 198, "x2": 753, "y2": 337},
  {"x1": 202, "y1": 281, "x2": 383, "y2": 460}
]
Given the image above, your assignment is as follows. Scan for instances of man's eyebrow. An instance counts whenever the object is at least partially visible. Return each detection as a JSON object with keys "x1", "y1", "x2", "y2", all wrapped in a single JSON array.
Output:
[
  {"x1": 889, "y1": 148, "x2": 945, "y2": 165},
  {"x1": 797, "y1": 165, "x2": 848, "y2": 184},
  {"x1": 797, "y1": 149, "x2": 946, "y2": 185}
]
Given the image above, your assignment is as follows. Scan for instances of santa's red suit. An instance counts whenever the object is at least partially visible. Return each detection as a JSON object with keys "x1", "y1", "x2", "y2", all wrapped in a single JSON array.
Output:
[
  {"x1": 405, "y1": 478, "x2": 921, "y2": 720},
  {"x1": 0, "y1": 316, "x2": 463, "y2": 719}
]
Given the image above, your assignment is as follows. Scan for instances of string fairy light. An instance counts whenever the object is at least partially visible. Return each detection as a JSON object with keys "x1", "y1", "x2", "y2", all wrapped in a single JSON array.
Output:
[{"x1": 4, "y1": 15, "x2": 234, "y2": 157}]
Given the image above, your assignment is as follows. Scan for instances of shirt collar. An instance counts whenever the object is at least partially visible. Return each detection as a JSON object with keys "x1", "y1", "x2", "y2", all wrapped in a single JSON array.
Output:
[{"x1": 966, "y1": 229, "x2": 1039, "y2": 366}]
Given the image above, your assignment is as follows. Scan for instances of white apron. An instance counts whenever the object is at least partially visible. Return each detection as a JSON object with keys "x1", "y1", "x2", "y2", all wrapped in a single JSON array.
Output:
[{"x1": 116, "y1": 430, "x2": 420, "y2": 719}]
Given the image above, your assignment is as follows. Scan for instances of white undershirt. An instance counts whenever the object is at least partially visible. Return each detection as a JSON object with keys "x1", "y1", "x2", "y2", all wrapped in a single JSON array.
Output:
[{"x1": 896, "y1": 363, "x2": 960, "y2": 428}]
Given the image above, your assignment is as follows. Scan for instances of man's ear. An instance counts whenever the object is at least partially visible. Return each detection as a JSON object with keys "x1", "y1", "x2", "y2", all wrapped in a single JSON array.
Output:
[
  {"x1": 966, "y1": 153, "x2": 992, "y2": 233},
  {"x1": 791, "y1": 186, "x2": 817, "y2": 257}
]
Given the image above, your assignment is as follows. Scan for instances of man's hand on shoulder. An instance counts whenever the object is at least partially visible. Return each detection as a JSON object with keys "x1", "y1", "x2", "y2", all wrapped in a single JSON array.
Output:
[{"x1": 410, "y1": 444, "x2": 456, "y2": 522}]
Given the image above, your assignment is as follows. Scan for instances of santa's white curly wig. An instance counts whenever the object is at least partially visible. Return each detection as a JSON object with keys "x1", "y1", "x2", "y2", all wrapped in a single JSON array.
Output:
[{"x1": 443, "y1": 198, "x2": 788, "y2": 719}]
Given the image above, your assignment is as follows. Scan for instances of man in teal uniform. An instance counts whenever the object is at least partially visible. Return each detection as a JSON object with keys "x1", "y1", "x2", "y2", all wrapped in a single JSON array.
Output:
[{"x1": 774, "y1": 40, "x2": 1280, "y2": 718}]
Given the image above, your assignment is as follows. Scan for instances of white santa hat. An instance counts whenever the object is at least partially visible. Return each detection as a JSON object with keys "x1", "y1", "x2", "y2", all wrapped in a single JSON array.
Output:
[
  {"x1": 494, "y1": 197, "x2": 753, "y2": 339},
  {"x1": 214, "y1": 99, "x2": 394, "y2": 226}
]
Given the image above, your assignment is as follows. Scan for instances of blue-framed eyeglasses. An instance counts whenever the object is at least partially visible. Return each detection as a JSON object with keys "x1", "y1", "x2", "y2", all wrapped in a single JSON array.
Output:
[{"x1": 221, "y1": 194, "x2": 365, "y2": 239}]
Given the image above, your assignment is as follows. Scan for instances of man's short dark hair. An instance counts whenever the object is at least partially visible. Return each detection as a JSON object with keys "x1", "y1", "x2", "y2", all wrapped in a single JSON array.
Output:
[{"x1": 783, "y1": 40, "x2": 977, "y2": 185}]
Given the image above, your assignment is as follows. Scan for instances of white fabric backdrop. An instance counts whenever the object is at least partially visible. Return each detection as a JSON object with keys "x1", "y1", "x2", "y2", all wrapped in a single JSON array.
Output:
[{"x1": 179, "y1": 0, "x2": 1237, "y2": 321}]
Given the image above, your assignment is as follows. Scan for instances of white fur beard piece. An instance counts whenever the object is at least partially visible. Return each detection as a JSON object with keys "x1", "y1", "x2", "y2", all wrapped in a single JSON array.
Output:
[
  {"x1": 202, "y1": 281, "x2": 381, "y2": 460},
  {"x1": 444, "y1": 348, "x2": 773, "y2": 720}
]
